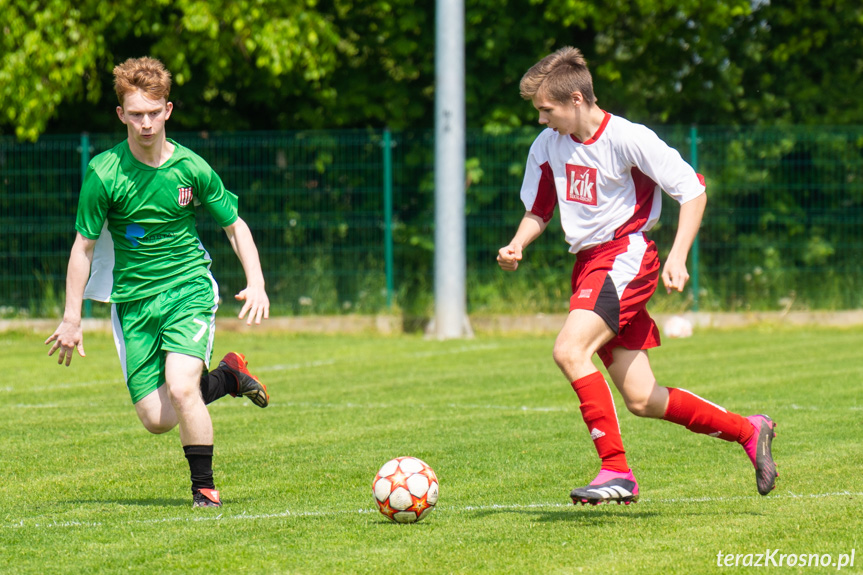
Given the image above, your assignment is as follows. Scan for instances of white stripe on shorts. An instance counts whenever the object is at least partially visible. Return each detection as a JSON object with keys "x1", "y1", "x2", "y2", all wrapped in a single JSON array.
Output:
[
  {"x1": 607, "y1": 233, "x2": 649, "y2": 300},
  {"x1": 204, "y1": 271, "x2": 219, "y2": 369},
  {"x1": 110, "y1": 303, "x2": 129, "y2": 384}
]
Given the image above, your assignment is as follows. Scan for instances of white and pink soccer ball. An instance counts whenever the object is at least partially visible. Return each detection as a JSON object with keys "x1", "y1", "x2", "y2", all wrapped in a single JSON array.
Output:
[{"x1": 372, "y1": 456, "x2": 439, "y2": 523}]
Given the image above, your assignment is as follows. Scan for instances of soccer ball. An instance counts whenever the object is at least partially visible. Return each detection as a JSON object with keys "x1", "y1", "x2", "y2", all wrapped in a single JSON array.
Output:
[
  {"x1": 663, "y1": 315, "x2": 693, "y2": 338},
  {"x1": 372, "y1": 456, "x2": 439, "y2": 523}
]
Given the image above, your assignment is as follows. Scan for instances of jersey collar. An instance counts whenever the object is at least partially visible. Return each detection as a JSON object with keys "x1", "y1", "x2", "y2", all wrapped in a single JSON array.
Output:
[{"x1": 570, "y1": 111, "x2": 611, "y2": 145}]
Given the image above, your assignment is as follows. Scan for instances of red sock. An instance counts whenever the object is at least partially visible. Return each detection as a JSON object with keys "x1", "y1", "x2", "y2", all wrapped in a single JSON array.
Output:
[
  {"x1": 663, "y1": 388, "x2": 754, "y2": 443},
  {"x1": 571, "y1": 372, "x2": 629, "y2": 473}
]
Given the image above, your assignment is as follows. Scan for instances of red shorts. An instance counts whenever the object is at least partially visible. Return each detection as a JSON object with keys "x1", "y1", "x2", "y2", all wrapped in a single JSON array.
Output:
[{"x1": 569, "y1": 233, "x2": 661, "y2": 368}]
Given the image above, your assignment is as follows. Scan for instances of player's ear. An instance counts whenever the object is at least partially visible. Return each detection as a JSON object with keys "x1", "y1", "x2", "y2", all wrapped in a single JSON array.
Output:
[
  {"x1": 164, "y1": 101, "x2": 173, "y2": 120},
  {"x1": 116, "y1": 106, "x2": 127, "y2": 124},
  {"x1": 571, "y1": 91, "x2": 584, "y2": 107}
]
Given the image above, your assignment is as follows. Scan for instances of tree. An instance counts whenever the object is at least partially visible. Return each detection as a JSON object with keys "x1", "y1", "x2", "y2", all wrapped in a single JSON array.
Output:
[
  {"x1": 2, "y1": 0, "x2": 107, "y2": 140},
  {"x1": 1, "y1": 0, "x2": 426, "y2": 138},
  {"x1": 3, "y1": 0, "x2": 863, "y2": 140},
  {"x1": 735, "y1": 0, "x2": 863, "y2": 125}
]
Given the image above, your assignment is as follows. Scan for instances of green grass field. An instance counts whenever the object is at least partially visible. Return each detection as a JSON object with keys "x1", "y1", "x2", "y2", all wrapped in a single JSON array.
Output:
[{"x1": 2, "y1": 326, "x2": 861, "y2": 574}]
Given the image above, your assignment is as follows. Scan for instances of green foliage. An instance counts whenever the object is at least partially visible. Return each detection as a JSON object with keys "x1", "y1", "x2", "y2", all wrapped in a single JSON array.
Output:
[
  {"x1": 4, "y1": 1, "x2": 863, "y2": 139},
  {"x1": 1, "y1": 0, "x2": 105, "y2": 140},
  {"x1": 691, "y1": 126, "x2": 863, "y2": 310},
  {"x1": 737, "y1": 0, "x2": 863, "y2": 125},
  {"x1": 0, "y1": 0, "x2": 429, "y2": 139}
]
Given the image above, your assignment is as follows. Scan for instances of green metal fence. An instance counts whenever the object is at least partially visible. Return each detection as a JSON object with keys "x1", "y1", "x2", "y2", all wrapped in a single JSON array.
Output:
[{"x1": 2, "y1": 127, "x2": 863, "y2": 319}]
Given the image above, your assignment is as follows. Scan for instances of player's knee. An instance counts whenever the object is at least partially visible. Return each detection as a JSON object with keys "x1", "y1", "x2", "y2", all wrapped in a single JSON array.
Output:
[
  {"x1": 138, "y1": 415, "x2": 173, "y2": 434},
  {"x1": 625, "y1": 397, "x2": 652, "y2": 418},
  {"x1": 144, "y1": 422, "x2": 173, "y2": 434},
  {"x1": 624, "y1": 393, "x2": 665, "y2": 419},
  {"x1": 166, "y1": 381, "x2": 201, "y2": 408},
  {"x1": 552, "y1": 341, "x2": 589, "y2": 372},
  {"x1": 551, "y1": 345, "x2": 570, "y2": 371},
  {"x1": 552, "y1": 345, "x2": 593, "y2": 375}
]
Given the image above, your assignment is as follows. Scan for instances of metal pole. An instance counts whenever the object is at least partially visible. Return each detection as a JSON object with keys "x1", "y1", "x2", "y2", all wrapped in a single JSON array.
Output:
[
  {"x1": 689, "y1": 124, "x2": 700, "y2": 312},
  {"x1": 382, "y1": 129, "x2": 394, "y2": 310},
  {"x1": 432, "y1": 0, "x2": 471, "y2": 339}
]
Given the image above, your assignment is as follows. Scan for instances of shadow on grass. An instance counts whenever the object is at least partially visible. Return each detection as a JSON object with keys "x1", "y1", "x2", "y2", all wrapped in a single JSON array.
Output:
[
  {"x1": 468, "y1": 507, "x2": 661, "y2": 523},
  {"x1": 465, "y1": 505, "x2": 763, "y2": 523},
  {"x1": 467, "y1": 504, "x2": 763, "y2": 525}
]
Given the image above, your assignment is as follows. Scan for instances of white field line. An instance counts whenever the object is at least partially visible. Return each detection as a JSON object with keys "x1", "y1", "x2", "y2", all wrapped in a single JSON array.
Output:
[
  {"x1": 6, "y1": 379, "x2": 122, "y2": 392},
  {"x1": 16, "y1": 343, "x2": 493, "y2": 395},
  {"x1": 10, "y1": 396, "x2": 863, "y2": 413},
  {"x1": 52, "y1": 379, "x2": 121, "y2": 389},
  {"x1": 254, "y1": 359, "x2": 337, "y2": 372},
  {"x1": 231, "y1": 399, "x2": 862, "y2": 414},
  {"x1": 274, "y1": 401, "x2": 571, "y2": 412},
  {"x1": 405, "y1": 343, "x2": 502, "y2": 358},
  {"x1": 9, "y1": 404, "x2": 64, "y2": 409},
  {"x1": 7, "y1": 401, "x2": 570, "y2": 412},
  {"x1": 6, "y1": 491, "x2": 862, "y2": 530}
]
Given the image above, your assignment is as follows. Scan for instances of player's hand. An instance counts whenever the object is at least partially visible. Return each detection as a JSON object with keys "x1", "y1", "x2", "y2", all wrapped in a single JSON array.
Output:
[
  {"x1": 497, "y1": 243, "x2": 523, "y2": 271},
  {"x1": 45, "y1": 320, "x2": 86, "y2": 366},
  {"x1": 236, "y1": 285, "x2": 270, "y2": 326},
  {"x1": 662, "y1": 259, "x2": 690, "y2": 293}
]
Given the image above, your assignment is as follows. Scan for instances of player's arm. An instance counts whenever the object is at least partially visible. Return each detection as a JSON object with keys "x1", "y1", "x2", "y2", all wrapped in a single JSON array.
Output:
[
  {"x1": 619, "y1": 125, "x2": 706, "y2": 293},
  {"x1": 662, "y1": 192, "x2": 707, "y2": 293},
  {"x1": 497, "y1": 211, "x2": 548, "y2": 271},
  {"x1": 503, "y1": 133, "x2": 556, "y2": 272},
  {"x1": 223, "y1": 216, "x2": 270, "y2": 325},
  {"x1": 45, "y1": 233, "x2": 96, "y2": 365}
]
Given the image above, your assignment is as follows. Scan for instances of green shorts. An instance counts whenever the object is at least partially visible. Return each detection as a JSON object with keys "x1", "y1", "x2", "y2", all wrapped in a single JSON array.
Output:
[{"x1": 111, "y1": 274, "x2": 219, "y2": 404}]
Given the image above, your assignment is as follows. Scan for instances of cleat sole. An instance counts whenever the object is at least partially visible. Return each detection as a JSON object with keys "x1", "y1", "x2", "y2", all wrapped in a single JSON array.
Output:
[
  {"x1": 219, "y1": 352, "x2": 269, "y2": 408},
  {"x1": 755, "y1": 419, "x2": 778, "y2": 495}
]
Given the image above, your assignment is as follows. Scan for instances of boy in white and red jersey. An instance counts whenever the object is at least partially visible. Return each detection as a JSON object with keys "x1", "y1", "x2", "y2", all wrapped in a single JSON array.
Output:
[{"x1": 498, "y1": 47, "x2": 778, "y2": 504}]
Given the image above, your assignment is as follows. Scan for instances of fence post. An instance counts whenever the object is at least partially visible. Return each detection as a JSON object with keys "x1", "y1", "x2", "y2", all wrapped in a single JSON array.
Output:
[
  {"x1": 689, "y1": 124, "x2": 700, "y2": 312},
  {"x1": 382, "y1": 129, "x2": 394, "y2": 309},
  {"x1": 80, "y1": 132, "x2": 92, "y2": 319}
]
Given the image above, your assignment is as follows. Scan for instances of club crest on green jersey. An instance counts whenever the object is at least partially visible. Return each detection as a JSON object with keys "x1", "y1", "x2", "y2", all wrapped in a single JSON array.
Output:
[{"x1": 178, "y1": 186, "x2": 194, "y2": 206}]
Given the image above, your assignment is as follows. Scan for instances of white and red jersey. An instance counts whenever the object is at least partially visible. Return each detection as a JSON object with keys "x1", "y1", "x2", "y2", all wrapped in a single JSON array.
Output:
[{"x1": 520, "y1": 112, "x2": 706, "y2": 254}]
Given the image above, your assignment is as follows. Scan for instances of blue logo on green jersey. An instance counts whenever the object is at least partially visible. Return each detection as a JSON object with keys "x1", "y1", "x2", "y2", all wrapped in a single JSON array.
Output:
[{"x1": 125, "y1": 224, "x2": 145, "y2": 247}]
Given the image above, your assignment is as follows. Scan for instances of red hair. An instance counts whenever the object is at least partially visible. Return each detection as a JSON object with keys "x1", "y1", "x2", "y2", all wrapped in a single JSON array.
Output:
[{"x1": 113, "y1": 57, "x2": 172, "y2": 105}]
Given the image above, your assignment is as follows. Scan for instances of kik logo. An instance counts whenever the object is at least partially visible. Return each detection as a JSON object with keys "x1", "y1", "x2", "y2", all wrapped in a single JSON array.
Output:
[
  {"x1": 125, "y1": 224, "x2": 146, "y2": 247},
  {"x1": 566, "y1": 164, "x2": 598, "y2": 206}
]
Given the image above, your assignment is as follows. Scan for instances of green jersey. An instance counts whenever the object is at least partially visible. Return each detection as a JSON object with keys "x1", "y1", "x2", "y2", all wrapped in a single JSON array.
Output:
[{"x1": 76, "y1": 139, "x2": 238, "y2": 303}]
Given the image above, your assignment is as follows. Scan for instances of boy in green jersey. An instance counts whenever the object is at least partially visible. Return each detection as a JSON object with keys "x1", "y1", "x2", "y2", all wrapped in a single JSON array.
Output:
[{"x1": 46, "y1": 57, "x2": 271, "y2": 508}]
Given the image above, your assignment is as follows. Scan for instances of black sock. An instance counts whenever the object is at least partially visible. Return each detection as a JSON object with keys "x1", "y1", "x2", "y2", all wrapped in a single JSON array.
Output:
[
  {"x1": 184, "y1": 444, "x2": 215, "y2": 493},
  {"x1": 199, "y1": 367, "x2": 234, "y2": 405}
]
